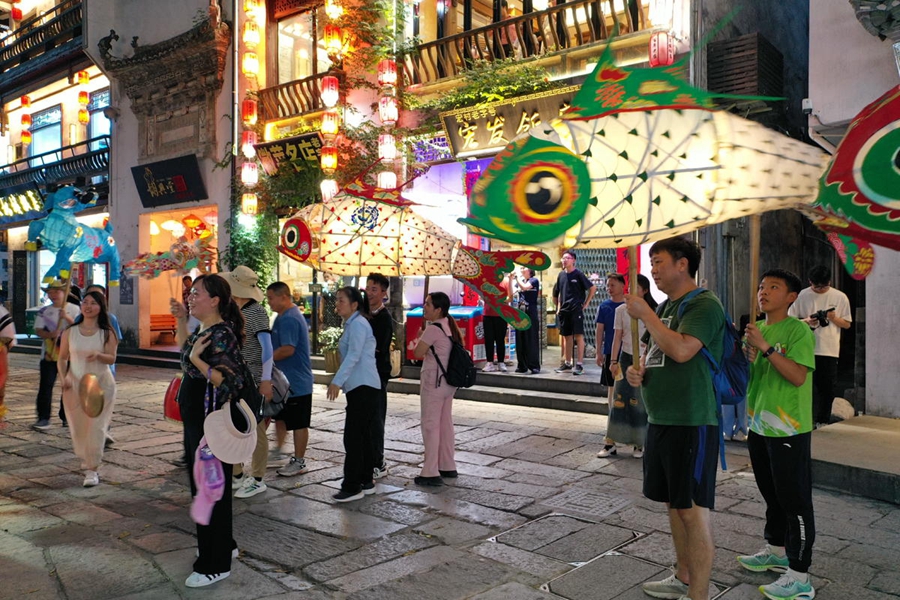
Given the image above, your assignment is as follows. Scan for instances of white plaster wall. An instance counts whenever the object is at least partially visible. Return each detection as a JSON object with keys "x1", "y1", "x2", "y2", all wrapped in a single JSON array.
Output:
[
  {"x1": 83, "y1": 0, "x2": 237, "y2": 345},
  {"x1": 866, "y1": 249, "x2": 900, "y2": 417}
]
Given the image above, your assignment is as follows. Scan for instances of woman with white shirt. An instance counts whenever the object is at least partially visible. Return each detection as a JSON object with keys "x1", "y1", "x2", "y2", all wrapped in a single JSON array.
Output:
[{"x1": 326, "y1": 286, "x2": 382, "y2": 502}]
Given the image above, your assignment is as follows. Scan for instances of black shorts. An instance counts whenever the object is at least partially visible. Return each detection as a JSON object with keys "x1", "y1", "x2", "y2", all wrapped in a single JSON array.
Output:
[
  {"x1": 275, "y1": 394, "x2": 312, "y2": 430},
  {"x1": 557, "y1": 309, "x2": 584, "y2": 337},
  {"x1": 643, "y1": 423, "x2": 719, "y2": 509}
]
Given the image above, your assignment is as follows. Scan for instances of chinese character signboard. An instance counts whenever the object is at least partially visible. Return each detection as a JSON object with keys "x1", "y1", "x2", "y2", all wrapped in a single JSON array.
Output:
[
  {"x1": 255, "y1": 133, "x2": 324, "y2": 176},
  {"x1": 440, "y1": 86, "x2": 579, "y2": 157},
  {"x1": 130, "y1": 155, "x2": 208, "y2": 208}
]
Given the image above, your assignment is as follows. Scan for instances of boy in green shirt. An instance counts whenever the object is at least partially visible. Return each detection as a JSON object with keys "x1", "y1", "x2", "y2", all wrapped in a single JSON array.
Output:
[{"x1": 738, "y1": 269, "x2": 816, "y2": 600}]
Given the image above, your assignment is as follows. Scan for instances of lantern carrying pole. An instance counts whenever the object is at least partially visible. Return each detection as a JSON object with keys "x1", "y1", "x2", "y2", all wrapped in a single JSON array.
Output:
[
  {"x1": 627, "y1": 246, "x2": 640, "y2": 359},
  {"x1": 748, "y1": 214, "x2": 761, "y2": 324}
]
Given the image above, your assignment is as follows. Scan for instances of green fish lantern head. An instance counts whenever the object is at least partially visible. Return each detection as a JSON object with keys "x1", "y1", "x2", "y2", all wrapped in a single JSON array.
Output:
[{"x1": 460, "y1": 131, "x2": 592, "y2": 245}]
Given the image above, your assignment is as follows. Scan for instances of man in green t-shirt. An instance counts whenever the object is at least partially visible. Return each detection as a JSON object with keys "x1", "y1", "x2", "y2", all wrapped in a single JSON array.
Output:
[
  {"x1": 625, "y1": 237, "x2": 723, "y2": 600},
  {"x1": 737, "y1": 269, "x2": 816, "y2": 600}
]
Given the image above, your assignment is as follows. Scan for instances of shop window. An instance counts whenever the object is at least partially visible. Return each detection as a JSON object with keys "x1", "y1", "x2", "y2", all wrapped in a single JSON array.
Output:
[
  {"x1": 29, "y1": 105, "x2": 62, "y2": 168},
  {"x1": 277, "y1": 7, "x2": 334, "y2": 85},
  {"x1": 88, "y1": 88, "x2": 111, "y2": 151}
]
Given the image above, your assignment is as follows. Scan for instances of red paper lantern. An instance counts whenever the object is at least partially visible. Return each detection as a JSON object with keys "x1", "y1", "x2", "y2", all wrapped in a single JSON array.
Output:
[
  {"x1": 320, "y1": 179, "x2": 338, "y2": 202},
  {"x1": 378, "y1": 134, "x2": 396, "y2": 161},
  {"x1": 241, "y1": 193, "x2": 258, "y2": 215},
  {"x1": 324, "y1": 25, "x2": 342, "y2": 57},
  {"x1": 241, "y1": 98, "x2": 258, "y2": 126},
  {"x1": 321, "y1": 109, "x2": 340, "y2": 139},
  {"x1": 78, "y1": 108, "x2": 90, "y2": 125},
  {"x1": 377, "y1": 59, "x2": 398, "y2": 87},
  {"x1": 11, "y1": 7, "x2": 22, "y2": 20},
  {"x1": 77, "y1": 70, "x2": 90, "y2": 86},
  {"x1": 243, "y1": 0, "x2": 261, "y2": 14},
  {"x1": 321, "y1": 146, "x2": 338, "y2": 175},
  {"x1": 378, "y1": 96, "x2": 398, "y2": 126},
  {"x1": 321, "y1": 76, "x2": 340, "y2": 108},
  {"x1": 21, "y1": 130, "x2": 32, "y2": 145},
  {"x1": 241, "y1": 162, "x2": 259, "y2": 186},
  {"x1": 325, "y1": 0, "x2": 344, "y2": 20},
  {"x1": 21, "y1": 95, "x2": 31, "y2": 108},
  {"x1": 78, "y1": 91, "x2": 89, "y2": 105},
  {"x1": 241, "y1": 130, "x2": 258, "y2": 158},
  {"x1": 648, "y1": 31, "x2": 675, "y2": 67},
  {"x1": 242, "y1": 20, "x2": 260, "y2": 48},
  {"x1": 242, "y1": 51, "x2": 259, "y2": 76},
  {"x1": 21, "y1": 114, "x2": 31, "y2": 127}
]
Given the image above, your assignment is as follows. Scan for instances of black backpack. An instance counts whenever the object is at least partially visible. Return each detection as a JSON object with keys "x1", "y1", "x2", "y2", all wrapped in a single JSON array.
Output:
[{"x1": 429, "y1": 324, "x2": 477, "y2": 388}]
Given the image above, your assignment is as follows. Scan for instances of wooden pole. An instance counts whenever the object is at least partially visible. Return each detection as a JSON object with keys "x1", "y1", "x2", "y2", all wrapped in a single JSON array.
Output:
[
  {"x1": 748, "y1": 215, "x2": 761, "y2": 323},
  {"x1": 627, "y1": 246, "x2": 640, "y2": 356}
]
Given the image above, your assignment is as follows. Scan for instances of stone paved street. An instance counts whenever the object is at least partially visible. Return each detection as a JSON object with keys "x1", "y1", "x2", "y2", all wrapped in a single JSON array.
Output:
[{"x1": 2, "y1": 354, "x2": 899, "y2": 600}]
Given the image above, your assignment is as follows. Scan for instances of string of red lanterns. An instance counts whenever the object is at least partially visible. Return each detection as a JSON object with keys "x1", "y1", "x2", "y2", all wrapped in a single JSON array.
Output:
[
  {"x1": 240, "y1": 1, "x2": 263, "y2": 212},
  {"x1": 20, "y1": 94, "x2": 32, "y2": 146}
]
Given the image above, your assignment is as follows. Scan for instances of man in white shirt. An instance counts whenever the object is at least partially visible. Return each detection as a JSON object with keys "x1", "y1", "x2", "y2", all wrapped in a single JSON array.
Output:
[
  {"x1": 33, "y1": 279, "x2": 81, "y2": 430},
  {"x1": 788, "y1": 265, "x2": 852, "y2": 427}
]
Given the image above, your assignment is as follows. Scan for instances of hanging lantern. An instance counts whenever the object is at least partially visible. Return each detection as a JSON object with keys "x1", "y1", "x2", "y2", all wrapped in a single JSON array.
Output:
[
  {"x1": 11, "y1": 7, "x2": 22, "y2": 20},
  {"x1": 197, "y1": 227, "x2": 213, "y2": 239},
  {"x1": 321, "y1": 75, "x2": 340, "y2": 108},
  {"x1": 21, "y1": 130, "x2": 32, "y2": 145},
  {"x1": 21, "y1": 114, "x2": 32, "y2": 127},
  {"x1": 378, "y1": 134, "x2": 397, "y2": 161},
  {"x1": 204, "y1": 211, "x2": 218, "y2": 227},
  {"x1": 77, "y1": 70, "x2": 90, "y2": 86},
  {"x1": 241, "y1": 98, "x2": 258, "y2": 126},
  {"x1": 21, "y1": 95, "x2": 31, "y2": 109},
  {"x1": 320, "y1": 179, "x2": 338, "y2": 202},
  {"x1": 377, "y1": 171, "x2": 397, "y2": 189},
  {"x1": 241, "y1": 193, "x2": 259, "y2": 216},
  {"x1": 160, "y1": 219, "x2": 181, "y2": 231},
  {"x1": 241, "y1": 130, "x2": 258, "y2": 158},
  {"x1": 320, "y1": 146, "x2": 338, "y2": 175},
  {"x1": 378, "y1": 95, "x2": 399, "y2": 126},
  {"x1": 183, "y1": 214, "x2": 203, "y2": 228},
  {"x1": 320, "y1": 109, "x2": 340, "y2": 139},
  {"x1": 78, "y1": 90, "x2": 89, "y2": 106},
  {"x1": 241, "y1": 162, "x2": 259, "y2": 186},
  {"x1": 325, "y1": 0, "x2": 344, "y2": 20},
  {"x1": 377, "y1": 59, "x2": 398, "y2": 87},
  {"x1": 648, "y1": 31, "x2": 675, "y2": 68},
  {"x1": 149, "y1": 221, "x2": 161, "y2": 236},
  {"x1": 242, "y1": 51, "x2": 259, "y2": 76},
  {"x1": 242, "y1": 20, "x2": 260, "y2": 48},
  {"x1": 324, "y1": 25, "x2": 343, "y2": 57},
  {"x1": 78, "y1": 108, "x2": 90, "y2": 125},
  {"x1": 243, "y1": 0, "x2": 261, "y2": 14}
]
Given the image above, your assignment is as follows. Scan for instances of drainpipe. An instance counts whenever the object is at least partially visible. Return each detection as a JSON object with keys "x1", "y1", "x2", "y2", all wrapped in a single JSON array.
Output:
[{"x1": 230, "y1": 0, "x2": 240, "y2": 268}]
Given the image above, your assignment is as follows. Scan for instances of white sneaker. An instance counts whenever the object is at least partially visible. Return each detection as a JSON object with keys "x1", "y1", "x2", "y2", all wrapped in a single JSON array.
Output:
[
  {"x1": 498, "y1": 362, "x2": 508, "y2": 372},
  {"x1": 277, "y1": 456, "x2": 308, "y2": 477},
  {"x1": 234, "y1": 477, "x2": 267, "y2": 499},
  {"x1": 642, "y1": 573, "x2": 688, "y2": 599},
  {"x1": 373, "y1": 463, "x2": 388, "y2": 479},
  {"x1": 597, "y1": 445, "x2": 617, "y2": 458},
  {"x1": 231, "y1": 475, "x2": 244, "y2": 490},
  {"x1": 733, "y1": 431, "x2": 747, "y2": 442},
  {"x1": 632, "y1": 447, "x2": 643, "y2": 459},
  {"x1": 185, "y1": 571, "x2": 230, "y2": 587},
  {"x1": 83, "y1": 471, "x2": 100, "y2": 487},
  {"x1": 482, "y1": 363, "x2": 497, "y2": 372}
]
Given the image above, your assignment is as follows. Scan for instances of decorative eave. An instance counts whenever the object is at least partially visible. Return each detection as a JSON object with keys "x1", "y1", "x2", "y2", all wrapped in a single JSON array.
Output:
[{"x1": 851, "y1": 0, "x2": 900, "y2": 42}]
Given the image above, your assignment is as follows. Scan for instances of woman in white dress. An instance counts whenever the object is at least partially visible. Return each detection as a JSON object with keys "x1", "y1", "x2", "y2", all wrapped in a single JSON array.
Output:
[{"x1": 57, "y1": 290, "x2": 118, "y2": 487}]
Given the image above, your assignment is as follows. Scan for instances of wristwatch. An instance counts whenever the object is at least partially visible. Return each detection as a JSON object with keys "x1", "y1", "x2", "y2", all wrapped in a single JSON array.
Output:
[{"x1": 762, "y1": 346, "x2": 777, "y2": 359}]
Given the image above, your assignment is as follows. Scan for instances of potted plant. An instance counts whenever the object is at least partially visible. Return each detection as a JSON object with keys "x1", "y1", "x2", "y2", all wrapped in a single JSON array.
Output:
[{"x1": 319, "y1": 326, "x2": 343, "y2": 373}]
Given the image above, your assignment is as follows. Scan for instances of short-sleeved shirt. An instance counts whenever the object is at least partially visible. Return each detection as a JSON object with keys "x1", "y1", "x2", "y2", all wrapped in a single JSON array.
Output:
[
  {"x1": 420, "y1": 318, "x2": 456, "y2": 390},
  {"x1": 271, "y1": 305, "x2": 313, "y2": 396},
  {"x1": 787, "y1": 286, "x2": 851, "y2": 358},
  {"x1": 595, "y1": 299, "x2": 624, "y2": 355},
  {"x1": 240, "y1": 300, "x2": 271, "y2": 384},
  {"x1": 747, "y1": 317, "x2": 816, "y2": 437},
  {"x1": 519, "y1": 277, "x2": 540, "y2": 315},
  {"x1": 34, "y1": 303, "x2": 81, "y2": 360},
  {"x1": 614, "y1": 303, "x2": 646, "y2": 356},
  {"x1": 370, "y1": 307, "x2": 394, "y2": 383},
  {"x1": 555, "y1": 269, "x2": 593, "y2": 312},
  {"x1": 0, "y1": 306, "x2": 16, "y2": 346},
  {"x1": 178, "y1": 322, "x2": 249, "y2": 410},
  {"x1": 642, "y1": 290, "x2": 724, "y2": 427}
]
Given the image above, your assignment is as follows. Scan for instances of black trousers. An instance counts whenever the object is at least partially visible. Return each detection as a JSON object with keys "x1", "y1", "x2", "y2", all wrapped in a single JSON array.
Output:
[
  {"x1": 373, "y1": 377, "x2": 389, "y2": 468},
  {"x1": 181, "y1": 380, "x2": 234, "y2": 576},
  {"x1": 483, "y1": 315, "x2": 508, "y2": 363},
  {"x1": 812, "y1": 356, "x2": 838, "y2": 424},
  {"x1": 342, "y1": 385, "x2": 378, "y2": 493},
  {"x1": 515, "y1": 311, "x2": 541, "y2": 371},
  {"x1": 36, "y1": 359, "x2": 58, "y2": 422},
  {"x1": 747, "y1": 431, "x2": 815, "y2": 572}
]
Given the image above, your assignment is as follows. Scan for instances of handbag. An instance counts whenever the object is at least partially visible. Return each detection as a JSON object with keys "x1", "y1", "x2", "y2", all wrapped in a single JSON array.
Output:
[
  {"x1": 262, "y1": 367, "x2": 290, "y2": 418},
  {"x1": 164, "y1": 374, "x2": 183, "y2": 422}
]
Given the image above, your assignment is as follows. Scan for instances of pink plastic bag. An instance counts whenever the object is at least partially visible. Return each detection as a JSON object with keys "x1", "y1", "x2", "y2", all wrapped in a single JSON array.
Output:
[{"x1": 190, "y1": 436, "x2": 225, "y2": 525}]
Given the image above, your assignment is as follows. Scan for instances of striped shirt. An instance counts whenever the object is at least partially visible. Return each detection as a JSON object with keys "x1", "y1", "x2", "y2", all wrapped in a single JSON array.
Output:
[{"x1": 240, "y1": 300, "x2": 270, "y2": 384}]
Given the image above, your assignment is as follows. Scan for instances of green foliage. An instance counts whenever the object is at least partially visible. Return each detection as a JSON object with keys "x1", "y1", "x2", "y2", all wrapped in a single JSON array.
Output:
[
  {"x1": 223, "y1": 210, "x2": 280, "y2": 289},
  {"x1": 319, "y1": 326, "x2": 344, "y2": 351},
  {"x1": 256, "y1": 160, "x2": 323, "y2": 213}
]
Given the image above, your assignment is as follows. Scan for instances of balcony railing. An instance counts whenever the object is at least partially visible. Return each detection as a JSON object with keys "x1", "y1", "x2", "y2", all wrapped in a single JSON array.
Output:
[
  {"x1": 0, "y1": 136, "x2": 111, "y2": 192},
  {"x1": 404, "y1": 0, "x2": 648, "y2": 86},
  {"x1": 0, "y1": 0, "x2": 83, "y2": 75},
  {"x1": 259, "y1": 71, "x2": 345, "y2": 123}
]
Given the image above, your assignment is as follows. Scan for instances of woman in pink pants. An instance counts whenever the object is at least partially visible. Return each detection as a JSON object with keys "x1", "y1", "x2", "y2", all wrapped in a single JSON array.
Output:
[{"x1": 412, "y1": 292, "x2": 460, "y2": 486}]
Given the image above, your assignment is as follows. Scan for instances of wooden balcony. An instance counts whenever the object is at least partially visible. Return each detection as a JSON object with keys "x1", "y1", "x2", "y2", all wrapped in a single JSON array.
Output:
[
  {"x1": 0, "y1": 0, "x2": 88, "y2": 96},
  {"x1": 258, "y1": 71, "x2": 345, "y2": 124},
  {"x1": 405, "y1": 0, "x2": 650, "y2": 87},
  {"x1": 0, "y1": 136, "x2": 111, "y2": 192}
]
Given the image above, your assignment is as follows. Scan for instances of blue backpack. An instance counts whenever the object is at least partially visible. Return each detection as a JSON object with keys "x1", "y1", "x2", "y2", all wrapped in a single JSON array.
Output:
[{"x1": 668, "y1": 288, "x2": 750, "y2": 470}]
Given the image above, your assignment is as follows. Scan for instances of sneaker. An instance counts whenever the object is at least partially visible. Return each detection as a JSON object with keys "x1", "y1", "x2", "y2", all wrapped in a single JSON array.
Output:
[
  {"x1": 642, "y1": 573, "x2": 689, "y2": 599},
  {"x1": 573, "y1": 364, "x2": 584, "y2": 375},
  {"x1": 482, "y1": 363, "x2": 497, "y2": 372},
  {"x1": 555, "y1": 363, "x2": 572, "y2": 372},
  {"x1": 232, "y1": 474, "x2": 245, "y2": 490},
  {"x1": 83, "y1": 470, "x2": 100, "y2": 487},
  {"x1": 373, "y1": 463, "x2": 388, "y2": 479},
  {"x1": 333, "y1": 489, "x2": 365, "y2": 502},
  {"x1": 185, "y1": 571, "x2": 230, "y2": 588},
  {"x1": 633, "y1": 447, "x2": 644, "y2": 459},
  {"x1": 235, "y1": 478, "x2": 267, "y2": 499},
  {"x1": 759, "y1": 571, "x2": 815, "y2": 600},
  {"x1": 498, "y1": 362, "x2": 508, "y2": 373},
  {"x1": 104, "y1": 434, "x2": 115, "y2": 448},
  {"x1": 597, "y1": 444, "x2": 617, "y2": 458},
  {"x1": 733, "y1": 431, "x2": 748, "y2": 442},
  {"x1": 439, "y1": 470, "x2": 458, "y2": 478},
  {"x1": 531, "y1": 368, "x2": 541, "y2": 375},
  {"x1": 737, "y1": 545, "x2": 790, "y2": 573},
  {"x1": 514, "y1": 368, "x2": 529, "y2": 373},
  {"x1": 277, "y1": 456, "x2": 308, "y2": 477},
  {"x1": 61, "y1": 420, "x2": 68, "y2": 428},
  {"x1": 173, "y1": 454, "x2": 188, "y2": 468},
  {"x1": 362, "y1": 482, "x2": 376, "y2": 495},
  {"x1": 32, "y1": 419, "x2": 51, "y2": 431},
  {"x1": 414, "y1": 475, "x2": 444, "y2": 487}
]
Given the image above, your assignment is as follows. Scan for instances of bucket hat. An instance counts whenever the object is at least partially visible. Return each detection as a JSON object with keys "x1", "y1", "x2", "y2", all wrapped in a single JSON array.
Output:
[
  {"x1": 203, "y1": 398, "x2": 258, "y2": 464},
  {"x1": 41, "y1": 279, "x2": 68, "y2": 292},
  {"x1": 220, "y1": 266, "x2": 264, "y2": 302}
]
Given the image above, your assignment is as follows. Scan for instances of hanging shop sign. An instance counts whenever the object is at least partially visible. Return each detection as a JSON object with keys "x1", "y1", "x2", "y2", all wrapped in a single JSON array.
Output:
[
  {"x1": 0, "y1": 183, "x2": 45, "y2": 227},
  {"x1": 255, "y1": 132, "x2": 324, "y2": 176},
  {"x1": 130, "y1": 154, "x2": 209, "y2": 208},
  {"x1": 439, "y1": 85, "x2": 579, "y2": 157}
]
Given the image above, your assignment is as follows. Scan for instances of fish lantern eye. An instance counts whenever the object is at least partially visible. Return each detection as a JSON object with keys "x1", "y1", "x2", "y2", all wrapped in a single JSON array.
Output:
[
  {"x1": 283, "y1": 224, "x2": 300, "y2": 249},
  {"x1": 512, "y1": 165, "x2": 576, "y2": 224},
  {"x1": 524, "y1": 171, "x2": 566, "y2": 216}
]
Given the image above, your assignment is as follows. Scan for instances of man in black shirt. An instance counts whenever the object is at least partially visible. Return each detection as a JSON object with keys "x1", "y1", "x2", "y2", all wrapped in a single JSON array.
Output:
[
  {"x1": 552, "y1": 250, "x2": 595, "y2": 375},
  {"x1": 366, "y1": 273, "x2": 394, "y2": 479}
]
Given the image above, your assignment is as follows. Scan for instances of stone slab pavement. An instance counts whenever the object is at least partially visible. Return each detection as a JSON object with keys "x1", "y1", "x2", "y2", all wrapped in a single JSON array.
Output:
[{"x1": 1, "y1": 354, "x2": 899, "y2": 599}]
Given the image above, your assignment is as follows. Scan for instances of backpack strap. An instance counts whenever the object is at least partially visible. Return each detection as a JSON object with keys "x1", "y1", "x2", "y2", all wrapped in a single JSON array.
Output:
[{"x1": 427, "y1": 323, "x2": 453, "y2": 387}]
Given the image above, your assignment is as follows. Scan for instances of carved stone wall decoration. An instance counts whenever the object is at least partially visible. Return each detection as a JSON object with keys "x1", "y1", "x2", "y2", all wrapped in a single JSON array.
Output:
[{"x1": 98, "y1": 3, "x2": 232, "y2": 162}]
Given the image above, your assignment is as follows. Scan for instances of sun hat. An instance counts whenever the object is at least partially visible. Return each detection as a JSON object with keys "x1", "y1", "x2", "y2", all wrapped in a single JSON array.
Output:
[
  {"x1": 220, "y1": 266, "x2": 264, "y2": 302},
  {"x1": 203, "y1": 398, "x2": 258, "y2": 464},
  {"x1": 41, "y1": 279, "x2": 68, "y2": 292},
  {"x1": 79, "y1": 374, "x2": 105, "y2": 418}
]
